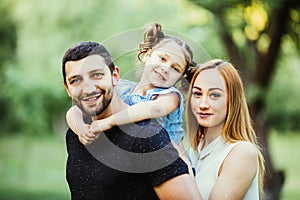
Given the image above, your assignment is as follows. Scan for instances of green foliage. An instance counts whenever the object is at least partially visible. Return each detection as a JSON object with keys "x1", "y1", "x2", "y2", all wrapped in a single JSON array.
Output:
[
  {"x1": 188, "y1": 0, "x2": 252, "y2": 11},
  {"x1": 2, "y1": 0, "x2": 217, "y2": 135},
  {"x1": 1, "y1": 0, "x2": 299, "y2": 135},
  {"x1": 188, "y1": 0, "x2": 300, "y2": 131},
  {"x1": 0, "y1": 0, "x2": 17, "y2": 65},
  {"x1": 0, "y1": 134, "x2": 70, "y2": 199},
  {"x1": 265, "y1": 55, "x2": 300, "y2": 130},
  {"x1": 0, "y1": 0, "x2": 17, "y2": 133},
  {"x1": 269, "y1": 130, "x2": 300, "y2": 199}
]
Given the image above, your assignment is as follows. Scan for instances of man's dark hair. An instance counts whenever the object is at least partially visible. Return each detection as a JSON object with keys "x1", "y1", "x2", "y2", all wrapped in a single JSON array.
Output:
[{"x1": 62, "y1": 41, "x2": 115, "y2": 84}]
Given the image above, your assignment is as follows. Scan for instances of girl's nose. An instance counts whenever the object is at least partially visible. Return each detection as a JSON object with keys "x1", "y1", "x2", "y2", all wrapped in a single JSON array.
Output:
[{"x1": 160, "y1": 63, "x2": 170, "y2": 74}]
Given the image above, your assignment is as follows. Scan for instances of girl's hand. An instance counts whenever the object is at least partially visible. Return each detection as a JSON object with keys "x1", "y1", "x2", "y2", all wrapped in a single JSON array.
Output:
[
  {"x1": 78, "y1": 124, "x2": 97, "y2": 145},
  {"x1": 89, "y1": 117, "x2": 114, "y2": 135}
]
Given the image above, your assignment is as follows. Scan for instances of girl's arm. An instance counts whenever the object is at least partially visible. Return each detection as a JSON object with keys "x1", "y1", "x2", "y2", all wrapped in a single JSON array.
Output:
[
  {"x1": 90, "y1": 92, "x2": 179, "y2": 133},
  {"x1": 66, "y1": 105, "x2": 97, "y2": 145}
]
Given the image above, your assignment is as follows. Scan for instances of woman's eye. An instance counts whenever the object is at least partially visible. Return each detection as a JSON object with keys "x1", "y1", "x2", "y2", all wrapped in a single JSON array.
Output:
[
  {"x1": 210, "y1": 93, "x2": 221, "y2": 98},
  {"x1": 192, "y1": 91, "x2": 202, "y2": 97}
]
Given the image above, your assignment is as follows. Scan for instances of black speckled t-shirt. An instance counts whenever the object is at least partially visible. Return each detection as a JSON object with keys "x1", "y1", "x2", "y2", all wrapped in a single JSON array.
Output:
[{"x1": 66, "y1": 119, "x2": 188, "y2": 200}]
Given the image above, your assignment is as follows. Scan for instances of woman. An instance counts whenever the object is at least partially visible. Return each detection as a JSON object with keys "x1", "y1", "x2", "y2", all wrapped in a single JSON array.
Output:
[{"x1": 186, "y1": 59, "x2": 265, "y2": 200}]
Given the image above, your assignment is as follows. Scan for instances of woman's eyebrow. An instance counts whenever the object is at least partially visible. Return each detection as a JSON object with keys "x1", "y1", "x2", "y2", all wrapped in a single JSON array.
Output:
[
  {"x1": 192, "y1": 86, "x2": 202, "y2": 90},
  {"x1": 208, "y1": 87, "x2": 225, "y2": 92}
]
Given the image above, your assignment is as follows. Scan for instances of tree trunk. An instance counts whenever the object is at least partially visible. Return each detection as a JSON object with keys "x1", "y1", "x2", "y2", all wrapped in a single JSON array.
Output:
[
  {"x1": 192, "y1": 0, "x2": 299, "y2": 198},
  {"x1": 250, "y1": 102, "x2": 285, "y2": 200},
  {"x1": 216, "y1": 2, "x2": 291, "y2": 199},
  {"x1": 252, "y1": 2, "x2": 290, "y2": 199}
]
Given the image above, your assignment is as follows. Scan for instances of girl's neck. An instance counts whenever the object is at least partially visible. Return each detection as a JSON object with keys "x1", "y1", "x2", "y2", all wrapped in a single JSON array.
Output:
[{"x1": 132, "y1": 82, "x2": 155, "y2": 96}]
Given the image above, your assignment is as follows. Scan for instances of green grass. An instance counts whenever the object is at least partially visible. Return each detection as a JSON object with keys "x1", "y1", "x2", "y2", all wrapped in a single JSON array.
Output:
[
  {"x1": 0, "y1": 133, "x2": 70, "y2": 200},
  {"x1": 0, "y1": 131, "x2": 299, "y2": 199},
  {"x1": 269, "y1": 130, "x2": 300, "y2": 200}
]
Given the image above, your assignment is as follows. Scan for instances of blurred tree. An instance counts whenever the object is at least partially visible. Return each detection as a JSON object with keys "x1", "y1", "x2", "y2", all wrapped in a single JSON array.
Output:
[
  {"x1": 188, "y1": 0, "x2": 300, "y2": 199},
  {"x1": 5, "y1": 0, "x2": 211, "y2": 135},
  {"x1": 0, "y1": 0, "x2": 17, "y2": 132}
]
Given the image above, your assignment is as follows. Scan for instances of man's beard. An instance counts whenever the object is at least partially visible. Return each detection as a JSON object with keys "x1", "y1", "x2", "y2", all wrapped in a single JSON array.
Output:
[{"x1": 73, "y1": 89, "x2": 113, "y2": 118}]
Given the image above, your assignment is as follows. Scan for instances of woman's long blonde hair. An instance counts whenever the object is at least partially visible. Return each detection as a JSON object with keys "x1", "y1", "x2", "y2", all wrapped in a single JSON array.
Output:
[{"x1": 186, "y1": 59, "x2": 265, "y2": 199}]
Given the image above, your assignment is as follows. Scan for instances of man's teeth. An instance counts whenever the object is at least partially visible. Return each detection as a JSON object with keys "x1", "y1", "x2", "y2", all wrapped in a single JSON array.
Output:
[{"x1": 83, "y1": 96, "x2": 100, "y2": 101}]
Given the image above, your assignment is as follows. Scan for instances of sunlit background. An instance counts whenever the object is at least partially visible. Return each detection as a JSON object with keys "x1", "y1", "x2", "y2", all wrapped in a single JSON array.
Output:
[{"x1": 0, "y1": 0, "x2": 299, "y2": 199}]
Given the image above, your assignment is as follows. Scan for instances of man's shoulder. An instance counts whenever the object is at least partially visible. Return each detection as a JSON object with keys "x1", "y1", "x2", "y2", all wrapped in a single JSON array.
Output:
[
  {"x1": 121, "y1": 119, "x2": 169, "y2": 139},
  {"x1": 112, "y1": 120, "x2": 171, "y2": 151}
]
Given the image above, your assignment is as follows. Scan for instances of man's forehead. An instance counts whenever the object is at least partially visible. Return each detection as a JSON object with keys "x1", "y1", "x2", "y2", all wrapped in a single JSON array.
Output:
[
  {"x1": 66, "y1": 55, "x2": 109, "y2": 75},
  {"x1": 80, "y1": 54, "x2": 107, "y2": 67}
]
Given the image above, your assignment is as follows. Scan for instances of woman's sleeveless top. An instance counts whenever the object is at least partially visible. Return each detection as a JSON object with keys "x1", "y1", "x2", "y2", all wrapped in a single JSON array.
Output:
[{"x1": 189, "y1": 136, "x2": 259, "y2": 200}]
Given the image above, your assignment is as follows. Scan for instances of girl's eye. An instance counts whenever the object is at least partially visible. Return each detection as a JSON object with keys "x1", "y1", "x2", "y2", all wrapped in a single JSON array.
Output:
[
  {"x1": 159, "y1": 56, "x2": 166, "y2": 62},
  {"x1": 172, "y1": 66, "x2": 180, "y2": 72}
]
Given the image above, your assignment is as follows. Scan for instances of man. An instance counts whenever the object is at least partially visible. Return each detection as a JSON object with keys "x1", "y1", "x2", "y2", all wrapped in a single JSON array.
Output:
[{"x1": 62, "y1": 41, "x2": 201, "y2": 199}]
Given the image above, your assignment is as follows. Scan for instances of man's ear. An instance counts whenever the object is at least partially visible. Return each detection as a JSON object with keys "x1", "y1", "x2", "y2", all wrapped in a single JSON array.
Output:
[
  {"x1": 64, "y1": 82, "x2": 71, "y2": 97},
  {"x1": 112, "y1": 66, "x2": 120, "y2": 86}
]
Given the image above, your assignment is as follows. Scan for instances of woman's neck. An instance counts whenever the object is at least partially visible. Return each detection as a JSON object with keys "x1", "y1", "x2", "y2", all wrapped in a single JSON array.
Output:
[{"x1": 202, "y1": 123, "x2": 224, "y2": 149}]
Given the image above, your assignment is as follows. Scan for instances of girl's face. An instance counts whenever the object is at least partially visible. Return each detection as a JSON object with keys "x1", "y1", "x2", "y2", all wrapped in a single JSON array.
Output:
[
  {"x1": 190, "y1": 68, "x2": 228, "y2": 129},
  {"x1": 142, "y1": 41, "x2": 187, "y2": 88}
]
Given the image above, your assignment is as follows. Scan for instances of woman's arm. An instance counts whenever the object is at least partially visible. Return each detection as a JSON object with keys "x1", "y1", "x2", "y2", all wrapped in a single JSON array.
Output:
[
  {"x1": 89, "y1": 92, "x2": 180, "y2": 133},
  {"x1": 154, "y1": 174, "x2": 202, "y2": 200},
  {"x1": 209, "y1": 142, "x2": 258, "y2": 200},
  {"x1": 66, "y1": 105, "x2": 97, "y2": 145}
]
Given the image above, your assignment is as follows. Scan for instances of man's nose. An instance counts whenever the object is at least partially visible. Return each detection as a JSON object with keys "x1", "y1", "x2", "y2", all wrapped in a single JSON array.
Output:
[{"x1": 82, "y1": 80, "x2": 96, "y2": 93}]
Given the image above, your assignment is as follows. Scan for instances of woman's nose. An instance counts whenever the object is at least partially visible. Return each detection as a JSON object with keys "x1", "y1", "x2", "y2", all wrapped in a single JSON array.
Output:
[{"x1": 199, "y1": 95, "x2": 209, "y2": 109}]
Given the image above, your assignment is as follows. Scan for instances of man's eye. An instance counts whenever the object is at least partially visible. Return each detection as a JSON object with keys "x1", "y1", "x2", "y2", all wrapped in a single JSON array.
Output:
[
  {"x1": 70, "y1": 78, "x2": 80, "y2": 85},
  {"x1": 92, "y1": 73, "x2": 104, "y2": 78}
]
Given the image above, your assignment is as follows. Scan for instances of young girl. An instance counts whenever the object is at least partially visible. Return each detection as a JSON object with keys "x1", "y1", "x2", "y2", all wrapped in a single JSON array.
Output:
[
  {"x1": 186, "y1": 59, "x2": 265, "y2": 199},
  {"x1": 66, "y1": 23, "x2": 195, "y2": 148}
]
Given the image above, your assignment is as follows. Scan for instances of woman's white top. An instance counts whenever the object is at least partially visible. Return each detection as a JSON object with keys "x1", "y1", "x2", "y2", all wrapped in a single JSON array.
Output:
[{"x1": 189, "y1": 136, "x2": 259, "y2": 200}]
